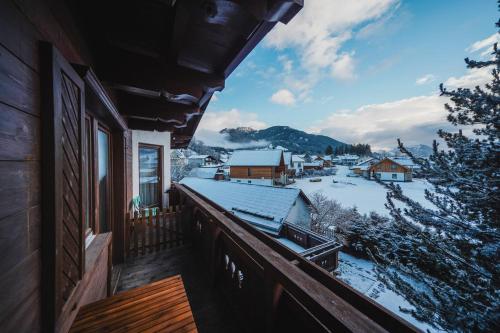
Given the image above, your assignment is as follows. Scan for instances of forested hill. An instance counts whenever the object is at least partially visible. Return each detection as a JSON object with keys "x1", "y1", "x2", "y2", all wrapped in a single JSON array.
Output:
[{"x1": 219, "y1": 126, "x2": 371, "y2": 155}]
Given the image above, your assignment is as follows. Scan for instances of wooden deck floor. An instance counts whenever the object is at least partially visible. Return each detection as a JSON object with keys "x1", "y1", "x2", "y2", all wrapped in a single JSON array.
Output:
[
  {"x1": 70, "y1": 275, "x2": 197, "y2": 332},
  {"x1": 115, "y1": 246, "x2": 243, "y2": 333}
]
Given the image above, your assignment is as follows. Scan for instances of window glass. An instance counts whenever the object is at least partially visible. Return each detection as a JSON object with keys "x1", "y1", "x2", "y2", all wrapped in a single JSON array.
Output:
[
  {"x1": 139, "y1": 145, "x2": 161, "y2": 207},
  {"x1": 84, "y1": 119, "x2": 92, "y2": 233},
  {"x1": 98, "y1": 129, "x2": 110, "y2": 231}
]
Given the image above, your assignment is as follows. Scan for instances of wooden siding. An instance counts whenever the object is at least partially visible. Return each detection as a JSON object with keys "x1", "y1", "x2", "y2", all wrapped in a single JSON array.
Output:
[
  {"x1": 230, "y1": 166, "x2": 273, "y2": 179},
  {"x1": 0, "y1": 1, "x2": 98, "y2": 332},
  {"x1": 370, "y1": 159, "x2": 409, "y2": 173}
]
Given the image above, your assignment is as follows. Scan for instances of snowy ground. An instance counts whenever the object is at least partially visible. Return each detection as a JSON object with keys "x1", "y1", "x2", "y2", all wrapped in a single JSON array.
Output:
[
  {"x1": 290, "y1": 166, "x2": 442, "y2": 331},
  {"x1": 338, "y1": 252, "x2": 440, "y2": 332},
  {"x1": 290, "y1": 165, "x2": 433, "y2": 216}
]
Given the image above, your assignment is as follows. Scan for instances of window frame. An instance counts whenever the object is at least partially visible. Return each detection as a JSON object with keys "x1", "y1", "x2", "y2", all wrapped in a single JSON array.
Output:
[{"x1": 138, "y1": 142, "x2": 164, "y2": 209}]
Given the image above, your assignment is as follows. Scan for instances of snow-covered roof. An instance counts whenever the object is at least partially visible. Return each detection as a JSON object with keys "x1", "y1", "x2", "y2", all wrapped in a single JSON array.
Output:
[
  {"x1": 323, "y1": 156, "x2": 332, "y2": 161},
  {"x1": 227, "y1": 150, "x2": 283, "y2": 167},
  {"x1": 303, "y1": 162, "x2": 322, "y2": 167},
  {"x1": 179, "y1": 177, "x2": 304, "y2": 235},
  {"x1": 283, "y1": 152, "x2": 292, "y2": 166},
  {"x1": 187, "y1": 167, "x2": 219, "y2": 179},
  {"x1": 292, "y1": 155, "x2": 305, "y2": 162},
  {"x1": 338, "y1": 154, "x2": 359, "y2": 160},
  {"x1": 389, "y1": 157, "x2": 416, "y2": 167},
  {"x1": 275, "y1": 145, "x2": 288, "y2": 151},
  {"x1": 188, "y1": 154, "x2": 209, "y2": 159}
]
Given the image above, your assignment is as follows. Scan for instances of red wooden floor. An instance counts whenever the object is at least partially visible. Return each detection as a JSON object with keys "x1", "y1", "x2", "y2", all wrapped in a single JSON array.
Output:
[{"x1": 70, "y1": 275, "x2": 197, "y2": 332}]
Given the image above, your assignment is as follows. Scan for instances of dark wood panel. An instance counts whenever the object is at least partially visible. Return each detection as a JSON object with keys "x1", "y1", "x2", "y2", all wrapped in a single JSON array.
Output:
[
  {"x1": 0, "y1": 102, "x2": 40, "y2": 161},
  {"x1": 0, "y1": 209, "x2": 29, "y2": 274},
  {"x1": 0, "y1": 161, "x2": 40, "y2": 221},
  {"x1": 0, "y1": 0, "x2": 41, "y2": 72},
  {"x1": 0, "y1": 250, "x2": 41, "y2": 325},
  {"x1": 0, "y1": 43, "x2": 39, "y2": 115}
]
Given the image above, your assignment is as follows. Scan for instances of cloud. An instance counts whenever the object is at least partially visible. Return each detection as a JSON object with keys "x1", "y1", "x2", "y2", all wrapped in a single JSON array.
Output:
[
  {"x1": 307, "y1": 95, "x2": 450, "y2": 150},
  {"x1": 270, "y1": 89, "x2": 296, "y2": 106},
  {"x1": 194, "y1": 109, "x2": 269, "y2": 148},
  {"x1": 265, "y1": 0, "x2": 399, "y2": 81},
  {"x1": 415, "y1": 74, "x2": 436, "y2": 85},
  {"x1": 444, "y1": 66, "x2": 492, "y2": 89},
  {"x1": 466, "y1": 33, "x2": 500, "y2": 57}
]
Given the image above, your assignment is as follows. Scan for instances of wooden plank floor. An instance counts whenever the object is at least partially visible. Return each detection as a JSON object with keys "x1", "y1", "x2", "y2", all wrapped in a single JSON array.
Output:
[
  {"x1": 70, "y1": 275, "x2": 197, "y2": 333},
  {"x1": 115, "y1": 245, "x2": 244, "y2": 333}
]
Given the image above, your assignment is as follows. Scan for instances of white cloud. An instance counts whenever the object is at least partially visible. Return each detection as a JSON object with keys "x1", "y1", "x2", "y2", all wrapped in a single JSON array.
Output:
[
  {"x1": 211, "y1": 93, "x2": 218, "y2": 102},
  {"x1": 444, "y1": 66, "x2": 491, "y2": 89},
  {"x1": 270, "y1": 89, "x2": 296, "y2": 106},
  {"x1": 415, "y1": 74, "x2": 436, "y2": 85},
  {"x1": 194, "y1": 109, "x2": 269, "y2": 148},
  {"x1": 307, "y1": 95, "x2": 449, "y2": 150},
  {"x1": 466, "y1": 33, "x2": 500, "y2": 57},
  {"x1": 265, "y1": 0, "x2": 398, "y2": 80}
]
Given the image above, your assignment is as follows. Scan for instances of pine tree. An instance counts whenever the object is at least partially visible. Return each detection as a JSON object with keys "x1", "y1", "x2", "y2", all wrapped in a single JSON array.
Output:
[
  {"x1": 377, "y1": 18, "x2": 500, "y2": 332},
  {"x1": 325, "y1": 145, "x2": 334, "y2": 155}
]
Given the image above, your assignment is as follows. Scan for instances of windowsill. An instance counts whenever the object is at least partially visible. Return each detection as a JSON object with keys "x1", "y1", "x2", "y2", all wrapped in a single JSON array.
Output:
[{"x1": 85, "y1": 232, "x2": 112, "y2": 272}]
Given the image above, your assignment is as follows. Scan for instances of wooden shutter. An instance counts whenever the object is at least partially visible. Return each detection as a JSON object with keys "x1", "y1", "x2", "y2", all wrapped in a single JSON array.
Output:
[{"x1": 41, "y1": 42, "x2": 85, "y2": 330}]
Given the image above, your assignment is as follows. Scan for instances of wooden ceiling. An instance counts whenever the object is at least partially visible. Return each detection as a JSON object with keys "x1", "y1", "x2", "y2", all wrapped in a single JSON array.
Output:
[{"x1": 72, "y1": 0, "x2": 303, "y2": 148}]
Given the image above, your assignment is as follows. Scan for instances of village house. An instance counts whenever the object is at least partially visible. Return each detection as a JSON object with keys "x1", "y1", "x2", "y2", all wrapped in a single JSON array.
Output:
[
  {"x1": 368, "y1": 157, "x2": 414, "y2": 182},
  {"x1": 187, "y1": 154, "x2": 219, "y2": 167},
  {"x1": 303, "y1": 161, "x2": 324, "y2": 171},
  {"x1": 322, "y1": 155, "x2": 334, "y2": 167},
  {"x1": 0, "y1": 0, "x2": 419, "y2": 332},
  {"x1": 291, "y1": 155, "x2": 305, "y2": 175},
  {"x1": 350, "y1": 157, "x2": 380, "y2": 178},
  {"x1": 227, "y1": 150, "x2": 288, "y2": 186},
  {"x1": 283, "y1": 151, "x2": 294, "y2": 176},
  {"x1": 336, "y1": 154, "x2": 360, "y2": 166}
]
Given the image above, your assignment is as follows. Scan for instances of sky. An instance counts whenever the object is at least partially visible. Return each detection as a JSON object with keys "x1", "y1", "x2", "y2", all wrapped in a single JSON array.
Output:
[{"x1": 196, "y1": 0, "x2": 499, "y2": 151}]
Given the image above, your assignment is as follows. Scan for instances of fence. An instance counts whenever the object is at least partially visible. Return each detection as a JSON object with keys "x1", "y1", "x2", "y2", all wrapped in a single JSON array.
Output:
[{"x1": 125, "y1": 206, "x2": 185, "y2": 257}]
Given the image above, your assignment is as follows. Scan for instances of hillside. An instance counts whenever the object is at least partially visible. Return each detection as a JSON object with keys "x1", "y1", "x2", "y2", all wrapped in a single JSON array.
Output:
[{"x1": 220, "y1": 126, "x2": 348, "y2": 154}]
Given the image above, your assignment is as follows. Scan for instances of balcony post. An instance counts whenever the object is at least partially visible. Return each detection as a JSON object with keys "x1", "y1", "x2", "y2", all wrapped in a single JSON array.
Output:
[{"x1": 264, "y1": 265, "x2": 284, "y2": 332}]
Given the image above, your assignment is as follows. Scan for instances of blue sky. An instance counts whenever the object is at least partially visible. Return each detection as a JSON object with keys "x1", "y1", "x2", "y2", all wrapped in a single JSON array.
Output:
[{"x1": 197, "y1": 0, "x2": 498, "y2": 150}]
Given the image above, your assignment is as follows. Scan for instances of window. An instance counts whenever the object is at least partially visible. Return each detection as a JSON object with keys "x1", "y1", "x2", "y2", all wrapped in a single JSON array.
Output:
[
  {"x1": 247, "y1": 167, "x2": 252, "y2": 177},
  {"x1": 139, "y1": 144, "x2": 162, "y2": 208},
  {"x1": 84, "y1": 118, "x2": 94, "y2": 236},
  {"x1": 392, "y1": 173, "x2": 398, "y2": 179},
  {"x1": 98, "y1": 128, "x2": 111, "y2": 232}
]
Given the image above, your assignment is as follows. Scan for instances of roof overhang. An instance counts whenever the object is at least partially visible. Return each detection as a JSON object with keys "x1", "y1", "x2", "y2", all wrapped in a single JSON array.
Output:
[{"x1": 72, "y1": 0, "x2": 303, "y2": 148}]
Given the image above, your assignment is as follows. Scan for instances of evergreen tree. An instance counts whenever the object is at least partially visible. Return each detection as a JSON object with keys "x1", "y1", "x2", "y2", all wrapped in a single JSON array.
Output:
[
  {"x1": 376, "y1": 18, "x2": 500, "y2": 332},
  {"x1": 325, "y1": 145, "x2": 334, "y2": 155}
]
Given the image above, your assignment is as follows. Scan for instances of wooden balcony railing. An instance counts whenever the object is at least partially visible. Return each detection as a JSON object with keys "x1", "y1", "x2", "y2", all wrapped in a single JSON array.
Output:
[
  {"x1": 171, "y1": 183, "x2": 421, "y2": 333},
  {"x1": 125, "y1": 207, "x2": 185, "y2": 257}
]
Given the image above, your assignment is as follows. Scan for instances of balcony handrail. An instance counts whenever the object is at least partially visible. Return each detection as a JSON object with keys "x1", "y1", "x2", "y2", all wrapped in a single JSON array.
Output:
[{"x1": 174, "y1": 183, "x2": 421, "y2": 333}]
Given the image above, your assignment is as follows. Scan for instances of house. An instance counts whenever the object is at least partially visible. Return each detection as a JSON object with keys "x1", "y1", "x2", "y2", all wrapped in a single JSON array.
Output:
[
  {"x1": 0, "y1": 0, "x2": 418, "y2": 332},
  {"x1": 187, "y1": 154, "x2": 219, "y2": 167},
  {"x1": 227, "y1": 150, "x2": 288, "y2": 186},
  {"x1": 180, "y1": 177, "x2": 312, "y2": 235},
  {"x1": 336, "y1": 154, "x2": 360, "y2": 166},
  {"x1": 187, "y1": 166, "x2": 225, "y2": 180},
  {"x1": 291, "y1": 155, "x2": 305, "y2": 175},
  {"x1": 303, "y1": 161, "x2": 323, "y2": 171},
  {"x1": 322, "y1": 155, "x2": 334, "y2": 167},
  {"x1": 350, "y1": 157, "x2": 380, "y2": 178},
  {"x1": 368, "y1": 158, "x2": 414, "y2": 182},
  {"x1": 283, "y1": 151, "x2": 294, "y2": 176}
]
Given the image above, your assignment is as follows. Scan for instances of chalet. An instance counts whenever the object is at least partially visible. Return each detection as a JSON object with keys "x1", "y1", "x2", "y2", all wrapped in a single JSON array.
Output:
[
  {"x1": 368, "y1": 158, "x2": 414, "y2": 182},
  {"x1": 187, "y1": 154, "x2": 219, "y2": 167},
  {"x1": 336, "y1": 154, "x2": 360, "y2": 166},
  {"x1": 187, "y1": 166, "x2": 224, "y2": 180},
  {"x1": 283, "y1": 151, "x2": 294, "y2": 176},
  {"x1": 0, "y1": 1, "x2": 419, "y2": 332},
  {"x1": 227, "y1": 150, "x2": 288, "y2": 186},
  {"x1": 323, "y1": 155, "x2": 334, "y2": 167},
  {"x1": 291, "y1": 155, "x2": 305, "y2": 175},
  {"x1": 350, "y1": 157, "x2": 380, "y2": 178},
  {"x1": 303, "y1": 161, "x2": 324, "y2": 171}
]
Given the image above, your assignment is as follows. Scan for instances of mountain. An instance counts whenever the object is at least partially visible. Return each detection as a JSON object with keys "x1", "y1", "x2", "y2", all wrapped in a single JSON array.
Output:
[
  {"x1": 219, "y1": 126, "x2": 348, "y2": 154},
  {"x1": 377, "y1": 144, "x2": 433, "y2": 158}
]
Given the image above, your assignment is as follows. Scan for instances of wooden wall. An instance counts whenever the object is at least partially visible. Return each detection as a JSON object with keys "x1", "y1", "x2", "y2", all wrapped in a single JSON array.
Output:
[
  {"x1": 230, "y1": 166, "x2": 273, "y2": 179},
  {"x1": 370, "y1": 159, "x2": 408, "y2": 173},
  {"x1": 0, "y1": 1, "x2": 93, "y2": 331}
]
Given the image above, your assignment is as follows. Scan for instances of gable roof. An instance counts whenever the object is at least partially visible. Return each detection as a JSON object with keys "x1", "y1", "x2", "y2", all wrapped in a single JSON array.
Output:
[
  {"x1": 227, "y1": 150, "x2": 283, "y2": 167},
  {"x1": 179, "y1": 177, "x2": 306, "y2": 235},
  {"x1": 370, "y1": 157, "x2": 411, "y2": 171},
  {"x1": 292, "y1": 155, "x2": 305, "y2": 162},
  {"x1": 187, "y1": 167, "x2": 219, "y2": 179},
  {"x1": 283, "y1": 152, "x2": 292, "y2": 166}
]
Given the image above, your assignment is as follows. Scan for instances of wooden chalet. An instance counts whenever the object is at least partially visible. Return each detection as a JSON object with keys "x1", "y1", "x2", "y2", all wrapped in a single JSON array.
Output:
[
  {"x1": 0, "y1": 0, "x2": 421, "y2": 332},
  {"x1": 368, "y1": 158, "x2": 413, "y2": 182},
  {"x1": 227, "y1": 150, "x2": 288, "y2": 186}
]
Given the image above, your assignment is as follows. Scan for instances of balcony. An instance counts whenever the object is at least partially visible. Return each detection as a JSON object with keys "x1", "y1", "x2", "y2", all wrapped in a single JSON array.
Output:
[{"x1": 100, "y1": 183, "x2": 421, "y2": 333}]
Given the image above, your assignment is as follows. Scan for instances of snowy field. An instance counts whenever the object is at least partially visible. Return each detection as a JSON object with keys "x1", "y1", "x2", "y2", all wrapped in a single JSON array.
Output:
[
  {"x1": 290, "y1": 165, "x2": 433, "y2": 216},
  {"x1": 338, "y1": 252, "x2": 440, "y2": 332}
]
